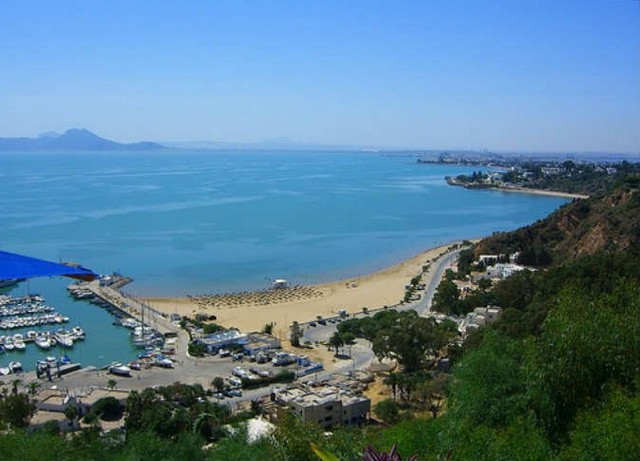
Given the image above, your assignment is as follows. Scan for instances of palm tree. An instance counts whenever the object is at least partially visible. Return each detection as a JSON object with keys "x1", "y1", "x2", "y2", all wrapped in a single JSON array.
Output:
[
  {"x1": 11, "y1": 378, "x2": 22, "y2": 396},
  {"x1": 106, "y1": 379, "x2": 117, "y2": 391},
  {"x1": 328, "y1": 332, "x2": 344, "y2": 357},
  {"x1": 26, "y1": 381, "x2": 41, "y2": 397}
]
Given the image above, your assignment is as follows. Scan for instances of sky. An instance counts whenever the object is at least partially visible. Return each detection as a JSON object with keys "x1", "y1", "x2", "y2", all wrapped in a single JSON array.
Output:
[{"x1": 1, "y1": 1, "x2": 639, "y2": 153}]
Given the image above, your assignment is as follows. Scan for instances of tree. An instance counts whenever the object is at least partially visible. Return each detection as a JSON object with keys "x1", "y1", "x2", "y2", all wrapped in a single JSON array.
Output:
[
  {"x1": 290, "y1": 322, "x2": 302, "y2": 347},
  {"x1": 560, "y1": 387, "x2": 640, "y2": 461},
  {"x1": 372, "y1": 311, "x2": 446, "y2": 373},
  {"x1": 529, "y1": 283, "x2": 640, "y2": 439},
  {"x1": 328, "y1": 332, "x2": 344, "y2": 356},
  {"x1": 477, "y1": 277, "x2": 492, "y2": 291},
  {"x1": 90, "y1": 396, "x2": 122, "y2": 421},
  {"x1": 107, "y1": 379, "x2": 117, "y2": 391},
  {"x1": 383, "y1": 372, "x2": 401, "y2": 402},
  {"x1": 0, "y1": 392, "x2": 35, "y2": 428},
  {"x1": 262, "y1": 322, "x2": 274, "y2": 335},
  {"x1": 64, "y1": 404, "x2": 79, "y2": 425},
  {"x1": 212, "y1": 377, "x2": 225, "y2": 394},
  {"x1": 10, "y1": 379, "x2": 22, "y2": 396},
  {"x1": 431, "y1": 279, "x2": 461, "y2": 314},
  {"x1": 421, "y1": 374, "x2": 448, "y2": 418},
  {"x1": 26, "y1": 381, "x2": 41, "y2": 397}
]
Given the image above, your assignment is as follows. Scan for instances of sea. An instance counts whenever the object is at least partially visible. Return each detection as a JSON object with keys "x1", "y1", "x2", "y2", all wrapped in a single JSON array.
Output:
[{"x1": 0, "y1": 151, "x2": 569, "y2": 370}]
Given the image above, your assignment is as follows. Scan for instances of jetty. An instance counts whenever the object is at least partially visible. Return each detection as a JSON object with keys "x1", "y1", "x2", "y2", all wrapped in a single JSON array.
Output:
[{"x1": 68, "y1": 279, "x2": 178, "y2": 336}]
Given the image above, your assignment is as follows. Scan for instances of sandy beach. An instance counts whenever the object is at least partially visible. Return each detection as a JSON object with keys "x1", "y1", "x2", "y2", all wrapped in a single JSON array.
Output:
[
  {"x1": 148, "y1": 243, "x2": 458, "y2": 338},
  {"x1": 489, "y1": 186, "x2": 589, "y2": 200}
]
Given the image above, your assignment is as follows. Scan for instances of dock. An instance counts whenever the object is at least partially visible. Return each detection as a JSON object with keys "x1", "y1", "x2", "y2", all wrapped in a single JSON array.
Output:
[{"x1": 72, "y1": 280, "x2": 178, "y2": 336}]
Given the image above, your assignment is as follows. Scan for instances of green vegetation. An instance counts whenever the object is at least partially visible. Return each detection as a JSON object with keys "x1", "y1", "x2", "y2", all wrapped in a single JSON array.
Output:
[
  {"x1": 240, "y1": 369, "x2": 295, "y2": 389},
  {"x1": 476, "y1": 177, "x2": 640, "y2": 266},
  {"x1": 449, "y1": 160, "x2": 640, "y2": 196},
  {"x1": 338, "y1": 310, "x2": 447, "y2": 372}
]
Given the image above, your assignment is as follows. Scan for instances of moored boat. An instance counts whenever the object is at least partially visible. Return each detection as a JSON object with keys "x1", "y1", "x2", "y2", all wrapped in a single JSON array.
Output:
[
  {"x1": 35, "y1": 335, "x2": 52, "y2": 350},
  {"x1": 13, "y1": 335, "x2": 26, "y2": 351},
  {"x1": 71, "y1": 326, "x2": 85, "y2": 340},
  {"x1": 54, "y1": 329, "x2": 74, "y2": 348}
]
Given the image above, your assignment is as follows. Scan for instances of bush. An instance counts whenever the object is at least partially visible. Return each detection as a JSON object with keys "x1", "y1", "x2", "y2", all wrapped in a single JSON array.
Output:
[
  {"x1": 374, "y1": 399, "x2": 401, "y2": 424},
  {"x1": 89, "y1": 397, "x2": 123, "y2": 421},
  {"x1": 241, "y1": 370, "x2": 295, "y2": 389},
  {"x1": 188, "y1": 341, "x2": 207, "y2": 357}
]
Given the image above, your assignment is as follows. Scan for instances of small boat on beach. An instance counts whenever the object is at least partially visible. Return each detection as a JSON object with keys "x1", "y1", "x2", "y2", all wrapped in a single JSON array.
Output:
[
  {"x1": 109, "y1": 362, "x2": 131, "y2": 377},
  {"x1": 9, "y1": 361, "x2": 22, "y2": 373}
]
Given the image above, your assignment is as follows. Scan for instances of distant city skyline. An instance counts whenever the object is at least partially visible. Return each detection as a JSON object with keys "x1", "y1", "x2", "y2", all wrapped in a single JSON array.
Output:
[{"x1": 1, "y1": 1, "x2": 639, "y2": 153}]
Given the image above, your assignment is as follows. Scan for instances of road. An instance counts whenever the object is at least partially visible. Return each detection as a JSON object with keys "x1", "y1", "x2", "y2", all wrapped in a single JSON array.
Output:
[
  {"x1": 301, "y1": 246, "x2": 465, "y2": 377},
  {"x1": 303, "y1": 246, "x2": 465, "y2": 344}
]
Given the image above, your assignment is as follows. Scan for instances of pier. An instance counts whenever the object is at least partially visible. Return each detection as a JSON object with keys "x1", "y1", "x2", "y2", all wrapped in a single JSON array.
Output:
[{"x1": 69, "y1": 279, "x2": 178, "y2": 336}]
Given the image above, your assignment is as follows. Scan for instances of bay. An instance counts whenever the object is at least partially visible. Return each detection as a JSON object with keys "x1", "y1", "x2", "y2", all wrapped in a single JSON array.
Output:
[{"x1": 0, "y1": 151, "x2": 568, "y2": 369}]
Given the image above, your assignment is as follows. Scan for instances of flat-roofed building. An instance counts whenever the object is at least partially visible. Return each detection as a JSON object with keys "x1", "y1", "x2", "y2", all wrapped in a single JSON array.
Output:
[
  {"x1": 274, "y1": 383, "x2": 370, "y2": 428},
  {"x1": 198, "y1": 329, "x2": 248, "y2": 354}
]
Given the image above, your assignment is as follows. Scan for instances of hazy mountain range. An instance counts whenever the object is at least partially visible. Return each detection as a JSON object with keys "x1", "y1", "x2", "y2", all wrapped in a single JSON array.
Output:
[
  {"x1": 0, "y1": 129, "x2": 164, "y2": 151},
  {"x1": 0, "y1": 129, "x2": 637, "y2": 160}
]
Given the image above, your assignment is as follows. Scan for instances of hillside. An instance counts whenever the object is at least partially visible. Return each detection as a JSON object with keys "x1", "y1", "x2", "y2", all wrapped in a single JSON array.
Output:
[
  {"x1": 475, "y1": 175, "x2": 640, "y2": 266},
  {"x1": 0, "y1": 128, "x2": 164, "y2": 151}
]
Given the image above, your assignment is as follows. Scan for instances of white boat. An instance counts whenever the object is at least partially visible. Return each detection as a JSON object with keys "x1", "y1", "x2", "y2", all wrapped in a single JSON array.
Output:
[
  {"x1": 35, "y1": 335, "x2": 52, "y2": 350},
  {"x1": 0, "y1": 367, "x2": 11, "y2": 375},
  {"x1": 54, "y1": 329, "x2": 74, "y2": 348},
  {"x1": 13, "y1": 336, "x2": 26, "y2": 351},
  {"x1": 71, "y1": 326, "x2": 85, "y2": 340},
  {"x1": 4, "y1": 338, "x2": 14, "y2": 351},
  {"x1": 109, "y1": 362, "x2": 131, "y2": 377},
  {"x1": 8, "y1": 361, "x2": 22, "y2": 373},
  {"x1": 153, "y1": 357, "x2": 173, "y2": 368}
]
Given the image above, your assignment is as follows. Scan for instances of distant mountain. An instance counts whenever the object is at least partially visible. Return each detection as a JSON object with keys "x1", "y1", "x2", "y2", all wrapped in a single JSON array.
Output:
[{"x1": 0, "y1": 128, "x2": 164, "y2": 152}]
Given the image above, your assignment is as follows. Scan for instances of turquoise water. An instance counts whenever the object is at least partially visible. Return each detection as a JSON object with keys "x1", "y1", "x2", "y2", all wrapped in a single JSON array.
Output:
[{"x1": 0, "y1": 151, "x2": 568, "y2": 369}]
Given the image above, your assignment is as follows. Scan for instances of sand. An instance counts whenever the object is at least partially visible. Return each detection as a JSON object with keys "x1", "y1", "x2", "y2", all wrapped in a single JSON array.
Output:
[
  {"x1": 148, "y1": 243, "x2": 457, "y2": 338},
  {"x1": 489, "y1": 186, "x2": 589, "y2": 200}
]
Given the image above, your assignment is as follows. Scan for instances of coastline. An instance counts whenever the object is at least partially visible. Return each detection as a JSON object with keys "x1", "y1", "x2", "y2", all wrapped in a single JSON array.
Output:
[
  {"x1": 148, "y1": 242, "x2": 464, "y2": 336},
  {"x1": 446, "y1": 178, "x2": 588, "y2": 199},
  {"x1": 489, "y1": 186, "x2": 589, "y2": 200}
]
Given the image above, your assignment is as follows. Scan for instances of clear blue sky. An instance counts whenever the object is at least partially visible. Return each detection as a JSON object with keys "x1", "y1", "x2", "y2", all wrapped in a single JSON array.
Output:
[{"x1": 1, "y1": 0, "x2": 639, "y2": 152}]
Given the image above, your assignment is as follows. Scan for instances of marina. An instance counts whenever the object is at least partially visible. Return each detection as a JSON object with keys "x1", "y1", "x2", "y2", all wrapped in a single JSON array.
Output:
[{"x1": 0, "y1": 277, "x2": 145, "y2": 373}]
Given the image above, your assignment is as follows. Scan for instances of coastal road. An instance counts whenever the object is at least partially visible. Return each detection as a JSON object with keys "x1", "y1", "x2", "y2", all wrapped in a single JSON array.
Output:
[
  {"x1": 300, "y1": 246, "x2": 465, "y2": 377},
  {"x1": 302, "y1": 246, "x2": 466, "y2": 345},
  {"x1": 412, "y1": 247, "x2": 465, "y2": 316}
]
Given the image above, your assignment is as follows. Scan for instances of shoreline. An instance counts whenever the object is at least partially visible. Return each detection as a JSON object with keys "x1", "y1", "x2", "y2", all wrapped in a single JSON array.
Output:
[
  {"x1": 148, "y1": 241, "x2": 465, "y2": 335},
  {"x1": 446, "y1": 179, "x2": 588, "y2": 200},
  {"x1": 488, "y1": 186, "x2": 589, "y2": 200}
]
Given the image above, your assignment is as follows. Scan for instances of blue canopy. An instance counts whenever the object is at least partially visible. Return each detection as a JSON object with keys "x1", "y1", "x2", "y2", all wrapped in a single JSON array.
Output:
[{"x1": 0, "y1": 250, "x2": 97, "y2": 281}]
